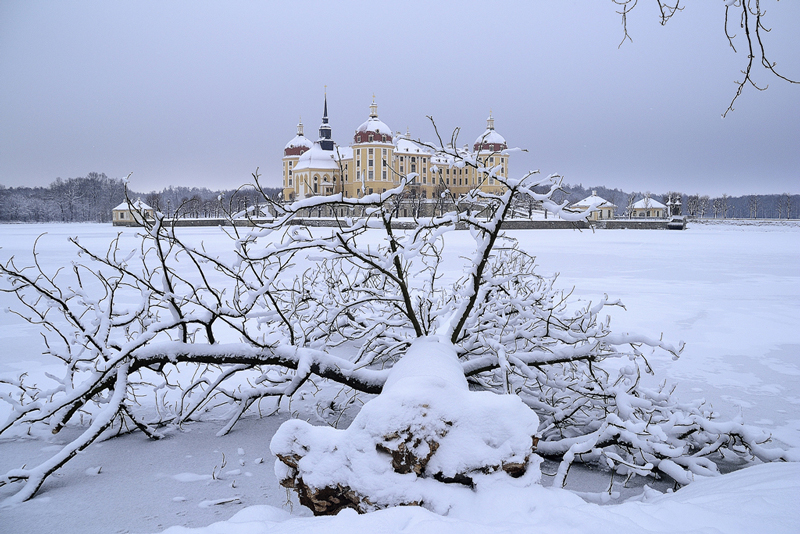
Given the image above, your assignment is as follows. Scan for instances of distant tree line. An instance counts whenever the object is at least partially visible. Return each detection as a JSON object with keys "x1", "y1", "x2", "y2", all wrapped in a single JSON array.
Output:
[
  {"x1": 0, "y1": 173, "x2": 795, "y2": 222},
  {"x1": 554, "y1": 184, "x2": 799, "y2": 220},
  {"x1": 0, "y1": 173, "x2": 281, "y2": 223},
  {"x1": 0, "y1": 172, "x2": 125, "y2": 223}
]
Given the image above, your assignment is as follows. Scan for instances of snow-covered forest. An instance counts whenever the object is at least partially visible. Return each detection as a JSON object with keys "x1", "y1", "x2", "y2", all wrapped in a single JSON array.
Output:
[
  {"x1": 0, "y1": 174, "x2": 281, "y2": 223},
  {"x1": 1, "y1": 173, "x2": 796, "y2": 222}
]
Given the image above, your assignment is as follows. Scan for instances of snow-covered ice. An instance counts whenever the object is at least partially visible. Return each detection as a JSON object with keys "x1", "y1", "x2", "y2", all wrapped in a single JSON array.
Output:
[{"x1": 1, "y1": 221, "x2": 798, "y2": 533}]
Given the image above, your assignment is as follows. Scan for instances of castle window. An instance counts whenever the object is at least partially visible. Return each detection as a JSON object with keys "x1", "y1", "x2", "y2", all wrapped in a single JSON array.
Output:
[
  {"x1": 369, "y1": 134, "x2": 374, "y2": 142},
  {"x1": 382, "y1": 135, "x2": 386, "y2": 142},
  {"x1": 369, "y1": 170, "x2": 374, "y2": 180},
  {"x1": 382, "y1": 170, "x2": 387, "y2": 180},
  {"x1": 382, "y1": 148, "x2": 387, "y2": 156},
  {"x1": 357, "y1": 135, "x2": 362, "y2": 143},
  {"x1": 289, "y1": 170, "x2": 292, "y2": 175},
  {"x1": 369, "y1": 159, "x2": 373, "y2": 167},
  {"x1": 411, "y1": 164, "x2": 416, "y2": 172},
  {"x1": 369, "y1": 148, "x2": 373, "y2": 155}
]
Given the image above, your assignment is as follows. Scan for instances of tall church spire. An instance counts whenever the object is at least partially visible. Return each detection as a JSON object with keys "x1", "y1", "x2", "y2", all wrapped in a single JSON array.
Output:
[{"x1": 318, "y1": 88, "x2": 334, "y2": 151}]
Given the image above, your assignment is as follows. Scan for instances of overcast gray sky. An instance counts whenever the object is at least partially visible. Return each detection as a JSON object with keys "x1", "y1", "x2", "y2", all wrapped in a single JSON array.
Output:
[{"x1": 1, "y1": 1, "x2": 797, "y2": 197}]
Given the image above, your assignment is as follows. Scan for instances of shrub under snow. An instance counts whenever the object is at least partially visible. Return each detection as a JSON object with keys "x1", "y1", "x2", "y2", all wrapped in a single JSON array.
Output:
[{"x1": 271, "y1": 337, "x2": 542, "y2": 515}]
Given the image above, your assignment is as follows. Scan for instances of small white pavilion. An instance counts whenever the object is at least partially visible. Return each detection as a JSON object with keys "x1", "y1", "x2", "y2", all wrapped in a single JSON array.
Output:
[
  {"x1": 112, "y1": 199, "x2": 154, "y2": 226},
  {"x1": 630, "y1": 197, "x2": 667, "y2": 218},
  {"x1": 571, "y1": 191, "x2": 617, "y2": 221}
]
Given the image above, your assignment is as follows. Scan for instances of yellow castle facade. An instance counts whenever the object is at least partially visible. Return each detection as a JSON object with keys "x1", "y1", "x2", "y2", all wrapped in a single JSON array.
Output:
[{"x1": 282, "y1": 97, "x2": 510, "y2": 202}]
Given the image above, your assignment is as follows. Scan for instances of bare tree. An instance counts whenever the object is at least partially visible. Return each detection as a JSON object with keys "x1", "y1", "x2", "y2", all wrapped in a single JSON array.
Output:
[
  {"x1": 145, "y1": 192, "x2": 163, "y2": 213},
  {"x1": 783, "y1": 192, "x2": 793, "y2": 219},
  {"x1": 624, "y1": 192, "x2": 637, "y2": 218},
  {"x1": 612, "y1": 1, "x2": 798, "y2": 116},
  {"x1": 721, "y1": 193, "x2": 730, "y2": 218},
  {"x1": 698, "y1": 195, "x2": 710, "y2": 218},
  {"x1": 748, "y1": 194, "x2": 760, "y2": 218}
]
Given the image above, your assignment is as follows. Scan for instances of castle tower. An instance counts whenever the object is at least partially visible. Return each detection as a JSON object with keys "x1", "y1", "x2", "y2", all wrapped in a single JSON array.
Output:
[
  {"x1": 472, "y1": 111, "x2": 509, "y2": 192},
  {"x1": 282, "y1": 118, "x2": 313, "y2": 201},
  {"x1": 347, "y1": 96, "x2": 395, "y2": 198}
]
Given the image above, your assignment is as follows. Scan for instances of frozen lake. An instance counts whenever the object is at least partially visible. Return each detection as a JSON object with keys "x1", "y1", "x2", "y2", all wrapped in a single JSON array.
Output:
[{"x1": 1, "y1": 221, "x2": 798, "y2": 533}]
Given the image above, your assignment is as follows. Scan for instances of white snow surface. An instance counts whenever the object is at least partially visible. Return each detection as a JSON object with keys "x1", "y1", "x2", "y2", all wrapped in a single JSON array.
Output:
[{"x1": 1, "y1": 222, "x2": 799, "y2": 533}]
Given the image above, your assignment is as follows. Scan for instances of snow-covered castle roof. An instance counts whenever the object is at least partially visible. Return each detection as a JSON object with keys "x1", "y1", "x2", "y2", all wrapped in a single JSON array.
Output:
[
  {"x1": 112, "y1": 199, "x2": 153, "y2": 211},
  {"x1": 354, "y1": 98, "x2": 392, "y2": 144},
  {"x1": 394, "y1": 133, "x2": 431, "y2": 155},
  {"x1": 284, "y1": 120, "x2": 314, "y2": 156},
  {"x1": 293, "y1": 142, "x2": 340, "y2": 172},
  {"x1": 473, "y1": 113, "x2": 507, "y2": 152}
]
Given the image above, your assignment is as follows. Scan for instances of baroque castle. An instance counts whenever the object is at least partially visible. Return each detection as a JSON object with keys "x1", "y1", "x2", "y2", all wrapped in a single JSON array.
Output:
[{"x1": 281, "y1": 96, "x2": 510, "y2": 202}]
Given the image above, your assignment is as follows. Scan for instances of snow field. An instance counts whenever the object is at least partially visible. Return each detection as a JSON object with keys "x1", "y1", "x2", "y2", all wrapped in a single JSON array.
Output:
[{"x1": 1, "y1": 222, "x2": 798, "y2": 533}]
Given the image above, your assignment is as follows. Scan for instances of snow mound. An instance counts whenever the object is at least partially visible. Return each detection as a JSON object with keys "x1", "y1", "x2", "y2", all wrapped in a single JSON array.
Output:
[{"x1": 270, "y1": 337, "x2": 541, "y2": 515}]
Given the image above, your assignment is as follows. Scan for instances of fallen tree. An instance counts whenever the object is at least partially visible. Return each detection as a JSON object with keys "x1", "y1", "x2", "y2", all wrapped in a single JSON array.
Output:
[{"x1": 0, "y1": 137, "x2": 790, "y2": 507}]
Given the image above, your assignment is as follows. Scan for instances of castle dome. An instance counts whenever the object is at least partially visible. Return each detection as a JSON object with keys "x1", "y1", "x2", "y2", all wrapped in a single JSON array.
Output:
[
  {"x1": 354, "y1": 97, "x2": 392, "y2": 144},
  {"x1": 284, "y1": 119, "x2": 313, "y2": 156},
  {"x1": 473, "y1": 112, "x2": 507, "y2": 152}
]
